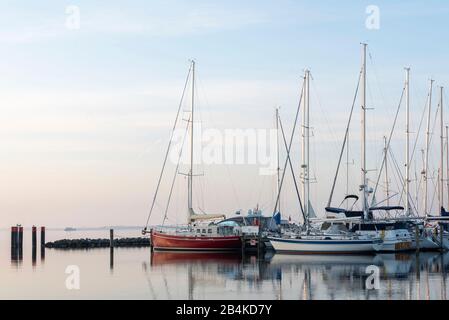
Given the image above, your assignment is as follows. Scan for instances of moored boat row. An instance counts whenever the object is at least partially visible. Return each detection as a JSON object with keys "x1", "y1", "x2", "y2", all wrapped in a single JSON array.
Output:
[{"x1": 142, "y1": 45, "x2": 449, "y2": 255}]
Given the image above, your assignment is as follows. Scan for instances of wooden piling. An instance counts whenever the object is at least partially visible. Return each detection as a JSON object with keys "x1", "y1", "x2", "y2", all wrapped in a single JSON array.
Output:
[
  {"x1": 109, "y1": 247, "x2": 114, "y2": 270},
  {"x1": 18, "y1": 226, "x2": 23, "y2": 249},
  {"x1": 32, "y1": 226, "x2": 37, "y2": 264},
  {"x1": 40, "y1": 226, "x2": 46, "y2": 260},
  {"x1": 440, "y1": 223, "x2": 444, "y2": 252},
  {"x1": 32, "y1": 226, "x2": 37, "y2": 248},
  {"x1": 40, "y1": 227, "x2": 45, "y2": 247},
  {"x1": 11, "y1": 226, "x2": 18, "y2": 248},
  {"x1": 110, "y1": 229, "x2": 114, "y2": 248}
]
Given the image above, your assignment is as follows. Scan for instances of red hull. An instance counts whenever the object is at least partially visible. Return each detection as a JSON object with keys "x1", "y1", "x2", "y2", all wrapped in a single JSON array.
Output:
[
  {"x1": 151, "y1": 231, "x2": 242, "y2": 251},
  {"x1": 151, "y1": 252, "x2": 242, "y2": 266}
]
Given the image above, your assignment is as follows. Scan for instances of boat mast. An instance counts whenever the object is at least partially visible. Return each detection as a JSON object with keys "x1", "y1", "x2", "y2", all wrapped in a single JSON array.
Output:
[
  {"x1": 446, "y1": 125, "x2": 449, "y2": 211},
  {"x1": 440, "y1": 86, "x2": 444, "y2": 214},
  {"x1": 424, "y1": 79, "x2": 434, "y2": 218},
  {"x1": 276, "y1": 107, "x2": 281, "y2": 213},
  {"x1": 384, "y1": 136, "x2": 390, "y2": 206},
  {"x1": 302, "y1": 70, "x2": 310, "y2": 229},
  {"x1": 405, "y1": 67, "x2": 411, "y2": 215},
  {"x1": 188, "y1": 60, "x2": 195, "y2": 217},
  {"x1": 361, "y1": 43, "x2": 369, "y2": 220}
]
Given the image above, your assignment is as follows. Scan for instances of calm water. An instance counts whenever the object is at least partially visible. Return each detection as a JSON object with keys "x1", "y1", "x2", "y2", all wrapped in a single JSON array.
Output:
[{"x1": 1, "y1": 229, "x2": 448, "y2": 300}]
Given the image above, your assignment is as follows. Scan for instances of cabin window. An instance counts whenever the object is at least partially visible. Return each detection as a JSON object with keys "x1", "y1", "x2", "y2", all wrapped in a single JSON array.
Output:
[
  {"x1": 202, "y1": 229, "x2": 206, "y2": 233},
  {"x1": 208, "y1": 229, "x2": 212, "y2": 234},
  {"x1": 196, "y1": 229, "x2": 201, "y2": 233}
]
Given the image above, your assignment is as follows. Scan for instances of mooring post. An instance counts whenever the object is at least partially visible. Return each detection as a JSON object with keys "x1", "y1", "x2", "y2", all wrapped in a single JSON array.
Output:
[
  {"x1": 17, "y1": 226, "x2": 23, "y2": 261},
  {"x1": 11, "y1": 226, "x2": 17, "y2": 249},
  {"x1": 40, "y1": 226, "x2": 45, "y2": 247},
  {"x1": 32, "y1": 226, "x2": 37, "y2": 248},
  {"x1": 415, "y1": 224, "x2": 420, "y2": 253},
  {"x1": 32, "y1": 226, "x2": 37, "y2": 264},
  {"x1": 110, "y1": 247, "x2": 114, "y2": 270},
  {"x1": 110, "y1": 229, "x2": 114, "y2": 248},
  {"x1": 18, "y1": 226, "x2": 23, "y2": 250}
]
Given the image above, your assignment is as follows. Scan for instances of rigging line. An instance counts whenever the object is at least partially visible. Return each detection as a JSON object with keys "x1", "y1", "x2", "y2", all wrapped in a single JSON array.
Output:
[
  {"x1": 429, "y1": 172, "x2": 438, "y2": 214},
  {"x1": 310, "y1": 74, "x2": 340, "y2": 156},
  {"x1": 410, "y1": 92, "x2": 431, "y2": 172},
  {"x1": 162, "y1": 116, "x2": 191, "y2": 225},
  {"x1": 388, "y1": 148, "x2": 405, "y2": 206},
  {"x1": 272, "y1": 76, "x2": 305, "y2": 216},
  {"x1": 193, "y1": 71, "x2": 208, "y2": 212},
  {"x1": 327, "y1": 68, "x2": 362, "y2": 207},
  {"x1": 144, "y1": 65, "x2": 192, "y2": 230},
  {"x1": 278, "y1": 116, "x2": 305, "y2": 222},
  {"x1": 196, "y1": 71, "x2": 242, "y2": 209},
  {"x1": 368, "y1": 48, "x2": 394, "y2": 119},
  {"x1": 389, "y1": 147, "x2": 405, "y2": 191},
  {"x1": 371, "y1": 86, "x2": 405, "y2": 205},
  {"x1": 392, "y1": 149, "x2": 409, "y2": 210},
  {"x1": 427, "y1": 100, "x2": 441, "y2": 150}
]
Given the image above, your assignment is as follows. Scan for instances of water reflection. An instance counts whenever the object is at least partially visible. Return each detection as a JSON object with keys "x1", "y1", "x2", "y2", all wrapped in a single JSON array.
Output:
[
  {"x1": 110, "y1": 247, "x2": 114, "y2": 271},
  {"x1": 144, "y1": 251, "x2": 449, "y2": 300}
]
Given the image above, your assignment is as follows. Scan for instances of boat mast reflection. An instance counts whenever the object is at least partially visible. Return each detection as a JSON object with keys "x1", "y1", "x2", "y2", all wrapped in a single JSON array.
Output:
[{"x1": 142, "y1": 251, "x2": 449, "y2": 300}]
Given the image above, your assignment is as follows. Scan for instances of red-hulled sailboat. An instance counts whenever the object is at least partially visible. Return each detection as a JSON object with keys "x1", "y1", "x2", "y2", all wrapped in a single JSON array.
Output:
[{"x1": 143, "y1": 60, "x2": 242, "y2": 251}]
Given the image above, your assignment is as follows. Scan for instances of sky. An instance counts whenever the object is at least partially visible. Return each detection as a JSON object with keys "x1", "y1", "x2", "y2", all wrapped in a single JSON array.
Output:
[{"x1": 1, "y1": 0, "x2": 449, "y2": 228}]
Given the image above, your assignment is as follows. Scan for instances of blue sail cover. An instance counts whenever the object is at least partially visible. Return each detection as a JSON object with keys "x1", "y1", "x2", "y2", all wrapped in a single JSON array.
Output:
[
  {"x1": 273, "y1": 212, "x2": 281, "y2": 225},
  {"x1": 441, "y1": 207, "x2": 449, "y2": 216}
]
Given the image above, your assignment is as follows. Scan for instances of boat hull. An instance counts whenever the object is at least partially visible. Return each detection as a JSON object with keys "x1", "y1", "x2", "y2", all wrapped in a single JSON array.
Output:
[
  {"x1": 268, "y1": 237, "x2": 381, "y2": 254},
  {"x1": 151, "y1": 231, "x2": 242, "y2": 251}
]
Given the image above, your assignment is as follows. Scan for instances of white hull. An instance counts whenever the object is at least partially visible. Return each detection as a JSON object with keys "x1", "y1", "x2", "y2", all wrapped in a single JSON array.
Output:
[
  {"x1": 431, "y1": 232, "x2": 449, "y2": 250},
  {"x1": 379, "y1": 240, "x2": 413, "y2": 252},
  {"x1": 268, "y1": 237, "x2": 381, "y2": 254},
  {"x1": 355, "y1": 227, "x2": 414, "y2": 252},
  {"x1": 412, "y1": 236, "x2": 440, "y2": 250}
]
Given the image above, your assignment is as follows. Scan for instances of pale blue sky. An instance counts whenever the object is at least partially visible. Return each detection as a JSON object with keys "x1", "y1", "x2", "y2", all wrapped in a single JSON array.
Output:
[{"x1": 1, "y1": 1, "x2": 449, "y2": 227}]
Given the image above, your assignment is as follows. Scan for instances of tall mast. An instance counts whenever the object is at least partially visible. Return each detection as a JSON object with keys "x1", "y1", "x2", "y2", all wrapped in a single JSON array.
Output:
[
  {"x1": 424, "y1": 79, "x2": 434, "y2": 217},
  {"x1": 446, "y1": 125, "x2": 449, "y2": 211},
  {"x1": 405, "y1": 68, "x2": 411, "y2": 215},
  {"x1": 361, "y1": 43, "x2": 369, "y2": 220},
  {"x1": 276, "y1": 107, "x2": 281, "y2": 213},
  {"x1": 302, "y1": 70, "x2": 310, "y2": 228},
  {"x1": 384, "y1": 136, "x2": 390, "y2": 206},
  {"x1": 440, "y1": 86, "x2": 444, "y2": 214},
  {"x1": 188, "y1": 60, "x2": 195, "y2": 215}
]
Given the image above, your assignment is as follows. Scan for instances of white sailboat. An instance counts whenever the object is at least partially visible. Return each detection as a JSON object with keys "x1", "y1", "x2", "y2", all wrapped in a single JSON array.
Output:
[
  {"x1": 322, "y1": 51, "x2": 449, "y2": 253},
  {"x1": 269, "y1": 50, "x2": 383, "y2": 254}
]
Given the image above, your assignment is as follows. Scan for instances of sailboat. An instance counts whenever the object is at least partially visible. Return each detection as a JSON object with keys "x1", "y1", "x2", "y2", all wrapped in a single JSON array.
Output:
[
  {"x1": 143, "y1": 61, "x2": 242, "y2": 251},
  {"x1": 424, "y1": 84, "x2": 449, "y2": 250},
  {"x1": 319, "y1": 46, "x2": 449, "y2": 253},
  {"x1": 268, "y1": 58, "x2": 383, "y2": 254}
]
